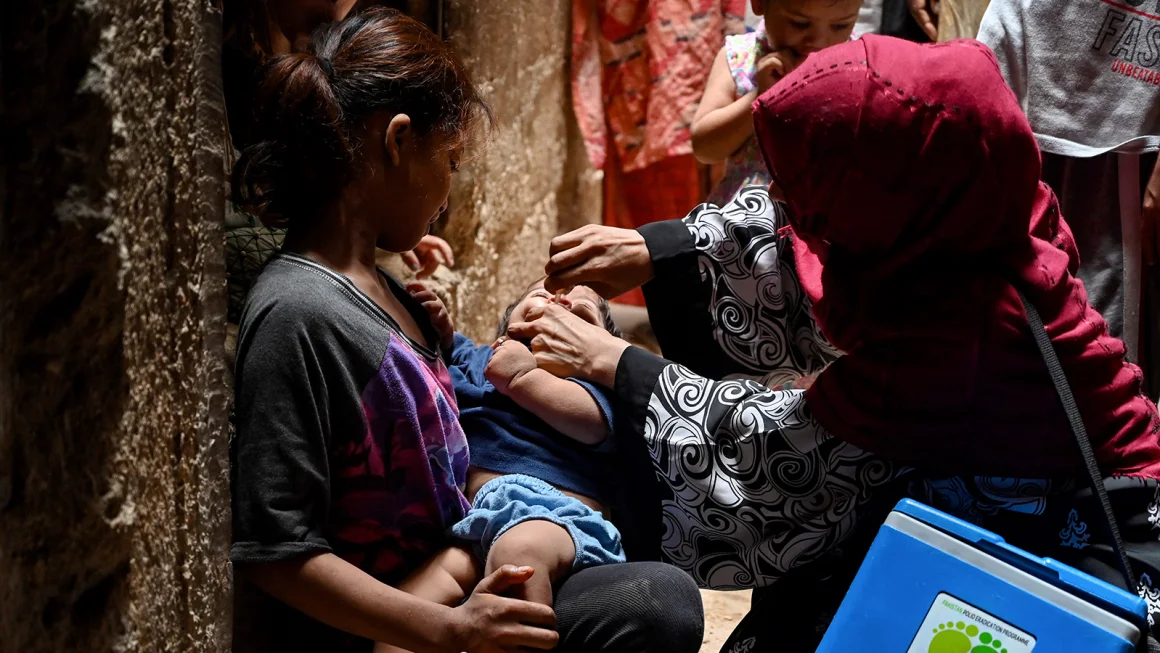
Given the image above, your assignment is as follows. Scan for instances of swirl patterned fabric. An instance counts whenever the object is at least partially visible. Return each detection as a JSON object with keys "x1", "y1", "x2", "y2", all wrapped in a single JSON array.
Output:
[
  {"x1": 684, "y1": 186, "x2": 839, "y2": 389},
  {"x1": 644, "y1": 365, "x2": 898, "y2": 589},
  {"x1": 908, "y1": 476, "x2": 1071, "y2": 524},
  {"x1": 644, "y1": 187, "x2": 1100, "y2": 596}
]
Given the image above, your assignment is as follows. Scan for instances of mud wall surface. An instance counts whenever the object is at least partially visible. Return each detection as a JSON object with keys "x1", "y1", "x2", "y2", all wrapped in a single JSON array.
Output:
[
  {"x1": 1, "y1": 1, "x2": 595, "y2": 651},
  {"x1": 0, "y1": 1, "x2": 231, "y2": 651}
]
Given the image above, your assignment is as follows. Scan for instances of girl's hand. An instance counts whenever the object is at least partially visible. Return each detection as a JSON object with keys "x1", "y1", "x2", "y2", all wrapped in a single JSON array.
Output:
[
  {"x1": 448, "y1": 566, "x2": 558, "y2": 652},
  {"x1": 406, "y1": 282, "x2": 454, "y2": 351},
  {"x1": 485, "y1": 338, "x2": 538, "y2": 395},
  {"x1": 543, "y1": 225, "x2": 653, "y2": 298},
  {"x1": 507, "y1": 304, "x2": 631, "y2": 388},
  {"x1": 401, "y1": 235, "x2": 455, "y2": 279},
  {"x1": 755, "y1": 50, "x2": 797, "y2": 95}
]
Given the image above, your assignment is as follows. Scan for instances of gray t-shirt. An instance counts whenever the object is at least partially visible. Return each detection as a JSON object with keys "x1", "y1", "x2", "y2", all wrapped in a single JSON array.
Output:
[
  {"x1": 231, "y1": 253, "x2": 470, "y2": 651},
  {"x1": 979, "y1": 0, "x2": 1160, "y2": 156}
]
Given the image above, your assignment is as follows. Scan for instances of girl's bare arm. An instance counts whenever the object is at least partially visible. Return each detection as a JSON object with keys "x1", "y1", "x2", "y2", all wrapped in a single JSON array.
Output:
[
  {"x1": 244, "y1": 552, "x2": 557, "y2": 652},
  {"x1": 691, "y1": 47, "x2": 758, "y2": 164}
]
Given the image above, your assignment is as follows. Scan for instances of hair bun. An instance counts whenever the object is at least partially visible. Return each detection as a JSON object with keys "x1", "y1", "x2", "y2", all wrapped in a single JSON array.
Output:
[
  {"x1": 230, "y1": 7, "x2": 492, "y2": 230},
  {"x1": 316, "y1": 56, "x2": 335, "y2": 80}
]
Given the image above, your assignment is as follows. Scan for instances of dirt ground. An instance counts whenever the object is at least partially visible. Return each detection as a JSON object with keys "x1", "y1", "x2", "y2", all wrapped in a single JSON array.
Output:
[{"x1": 699, "y1": 589, "x2": 752, "y2": 653}]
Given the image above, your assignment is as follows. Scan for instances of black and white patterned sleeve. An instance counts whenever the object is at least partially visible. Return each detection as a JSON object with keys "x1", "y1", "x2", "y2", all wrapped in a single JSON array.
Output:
[
  {"x1": 640, "y1": 185, "x2": 839, "y2": 385},
  {"x1": 614, "y1": 346, "x2": 899, "y2": 590}
]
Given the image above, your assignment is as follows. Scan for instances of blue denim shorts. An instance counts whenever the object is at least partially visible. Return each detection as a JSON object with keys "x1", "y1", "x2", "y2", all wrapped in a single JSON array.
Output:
[{"x1": 450, "y1": 474, "x2": 626, "y2": 571}]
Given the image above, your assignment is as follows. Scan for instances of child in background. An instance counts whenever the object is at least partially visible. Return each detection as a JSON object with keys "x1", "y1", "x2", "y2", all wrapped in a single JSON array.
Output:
[
  {"x1": 229, "y1": 9, "x2": 561, "y2": 652},
  {"x1": 694, "y1": 0, "x2": 862, "y2": 205},
  {"x1": 374, "y1": 281, "x2": 627, "y2": 653}
]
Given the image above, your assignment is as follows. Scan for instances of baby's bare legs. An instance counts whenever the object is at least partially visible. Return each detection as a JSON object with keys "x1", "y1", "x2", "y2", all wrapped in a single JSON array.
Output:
[
  {"x1": 374, "y1": 522, "x2": 576, "y2": 651},
  {"x1": 373, "y1": 546, "x2": 480, "y2": 653},
  {"x1": 486, "y1": 520, "x2": 577, "y2": 606}
]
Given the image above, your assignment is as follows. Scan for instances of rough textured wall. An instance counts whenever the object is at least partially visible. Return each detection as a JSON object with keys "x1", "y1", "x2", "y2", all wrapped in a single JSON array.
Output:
[
  {"x1": 2, "y1": 0, "x2": 592, "y2": 650},
  {"x1": 414, "y1": 0, "x2": 588, "y2": 342},
  {"x1": 936, "y1": 0, "x2": 992, "y2": 40},
  {"x1": 0, "y1": 1, "x2": 231, "y2": 651}
]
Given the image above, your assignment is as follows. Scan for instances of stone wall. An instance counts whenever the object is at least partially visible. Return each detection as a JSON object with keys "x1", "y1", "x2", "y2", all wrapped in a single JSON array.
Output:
[
  {"x1": 2, "y1": 0, "x2": 591, "y2": 650},
  {"x1": 936, "y1": 0, "x2": 991, "y2": 40},
  {"x1": 0, "y1": 1, "x2": 231, "y2": 651}
]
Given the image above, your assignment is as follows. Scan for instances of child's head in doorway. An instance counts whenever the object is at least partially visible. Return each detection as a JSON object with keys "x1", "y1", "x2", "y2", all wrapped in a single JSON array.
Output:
[
  {"x1": 753, "y1": 0, "x2": 862, "y2": 61},
  {"x1": 231, "y1": 7, "x2": 493, "y2": 255}
]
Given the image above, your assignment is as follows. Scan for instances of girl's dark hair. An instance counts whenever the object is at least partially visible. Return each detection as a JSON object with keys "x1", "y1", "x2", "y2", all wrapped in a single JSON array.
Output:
[{"x1": 231, "y1": 7, "x2": 492, "y2": 228}]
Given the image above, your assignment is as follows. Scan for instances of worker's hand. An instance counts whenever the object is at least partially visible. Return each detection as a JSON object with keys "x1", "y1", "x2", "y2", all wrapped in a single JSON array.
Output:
[
  {"x1": 544, "y1": 225, "x2": 653, "y2": 299},
  {"x1": 507, "y1": 303, "x2": 631, "y2": 388}
]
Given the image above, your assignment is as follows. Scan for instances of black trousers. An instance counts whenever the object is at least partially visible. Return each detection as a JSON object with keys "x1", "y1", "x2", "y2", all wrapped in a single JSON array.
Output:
[
  {"x1": 234, "y1": 559, "x2": 704, "y2": 652},
  {"x1": 556, "y1": 561, "x2": 705, "y2": 653}
]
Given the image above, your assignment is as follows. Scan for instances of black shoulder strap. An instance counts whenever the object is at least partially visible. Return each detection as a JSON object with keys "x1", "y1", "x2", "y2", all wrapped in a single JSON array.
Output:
[{"x1": 1017, "y1": 291, "x2": 1137, "y2": 590}]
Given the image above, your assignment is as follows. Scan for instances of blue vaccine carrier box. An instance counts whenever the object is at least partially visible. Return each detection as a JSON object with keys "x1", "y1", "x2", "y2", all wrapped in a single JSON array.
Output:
[{"x1": 816, "y1": 499, "x2": 1148, "y2": 653}]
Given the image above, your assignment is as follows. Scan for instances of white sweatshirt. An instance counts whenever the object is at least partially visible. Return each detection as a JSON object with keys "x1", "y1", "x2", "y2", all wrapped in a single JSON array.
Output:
[{"x1": 978, "y1": 0, "x2": 1160, "y2": 157}]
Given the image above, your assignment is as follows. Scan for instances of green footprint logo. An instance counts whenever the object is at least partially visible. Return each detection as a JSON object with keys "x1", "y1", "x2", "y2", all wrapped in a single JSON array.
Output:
[{"x1": 927, "y1": 622, "x2": 1009, "y2": 653}]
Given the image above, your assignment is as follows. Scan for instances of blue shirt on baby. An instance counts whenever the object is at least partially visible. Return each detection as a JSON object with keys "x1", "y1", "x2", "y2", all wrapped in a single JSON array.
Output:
[{"x1": 448, "y1": 333, "x2": 616, "y2": 502}]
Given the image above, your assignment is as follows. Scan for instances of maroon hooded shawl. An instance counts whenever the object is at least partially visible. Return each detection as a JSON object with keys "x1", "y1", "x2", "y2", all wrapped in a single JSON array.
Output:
[{"x1": 752, "y1": 35, "x2": 1160, "y2": 478}]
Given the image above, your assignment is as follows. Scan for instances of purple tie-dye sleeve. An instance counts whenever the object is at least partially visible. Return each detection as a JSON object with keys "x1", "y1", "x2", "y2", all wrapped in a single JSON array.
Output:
[{"x1": 329, "y1": 333, "x2": 470, "y2": 579}]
